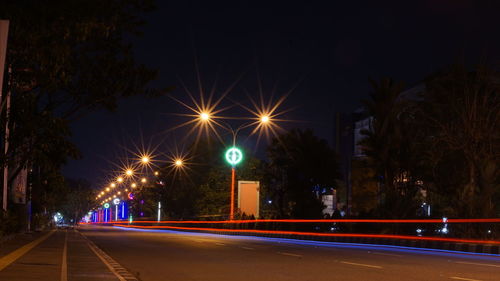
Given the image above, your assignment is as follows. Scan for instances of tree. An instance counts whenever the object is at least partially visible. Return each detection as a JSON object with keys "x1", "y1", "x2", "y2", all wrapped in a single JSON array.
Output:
[
  {"x1": 156, "y1": 139, "x2": 266, "y2": 220},
  {"x1": 351, "y1": 158, "x2": 378, "y2": 216},
  {"x1": 419, "y1": 64, "x2": 500, "y2": 218},
  {"x1": 62, "y1": 178, "x2": 94, "y2": 224},
  {"x1": 266, "y1": 129, "x2": 339, "y2": 219},
  {"x1": 359, "y1": 78, "x2": 424, "y2": 218},
  {"x1": 0, "y1": 0, "x2": 165, "y2": 199},
  {"x1": 0, "y1": 1, "x2": 167, "y2": 225}
]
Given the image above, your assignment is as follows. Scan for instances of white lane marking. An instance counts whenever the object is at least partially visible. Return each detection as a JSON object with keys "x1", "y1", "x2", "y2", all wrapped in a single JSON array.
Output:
[
  {"x1": 340, "y1": 261, "x2": 382, "y2": 269},
  {"x1": 450, "y1": 277, "x2": 482, "y2": 281},
  {"x1": 241, "y1": 246, "x2": 254, "y2": 250},
  {"x1": 60, "y1": 230, "x2": 68, "y2": 281},
  {"x1": 455, "y1": 261, "x2": 500, "y2": 268},
  {"x1": 215, "y1": 242, "x2": 225, "y2": 246},
  {"x1": 278, "y1": 252, "x2": 303, "y2": 258},
  {"x1": 370, "y1": 251, "x2": 403, "y2": 257},
  {"x1": 87, "y1": 243, "x2": 127, "y2": 281}
]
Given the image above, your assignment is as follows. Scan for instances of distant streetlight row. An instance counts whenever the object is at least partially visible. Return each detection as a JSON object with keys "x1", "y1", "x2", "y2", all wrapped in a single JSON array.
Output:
[{"x1": 94, "y1": 154, "x2": 185, "y2": 205}]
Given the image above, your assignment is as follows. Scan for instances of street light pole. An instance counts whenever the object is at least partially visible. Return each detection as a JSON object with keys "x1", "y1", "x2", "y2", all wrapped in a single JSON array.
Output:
[
  {"x1": 225, "y1": 146, "x2": 243, "y2": 220},
  {"x1": 194, "y1": 112, "x2": 270, "y2": 220},
  {"x1": 0, "y1": 21, "x2": 9, "y2": 211},
  {"x1": 230, "y1": 167, "x2": 235, "y2": 220}
]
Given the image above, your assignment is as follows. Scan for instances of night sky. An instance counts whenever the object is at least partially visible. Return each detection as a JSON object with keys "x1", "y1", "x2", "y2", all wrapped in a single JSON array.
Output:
[{"x1": 62, "y1": 0, "x2": 500, "y2": 186}]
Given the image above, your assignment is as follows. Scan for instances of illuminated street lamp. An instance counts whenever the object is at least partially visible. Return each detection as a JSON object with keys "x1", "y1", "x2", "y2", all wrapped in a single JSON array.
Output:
[
  {"x1": 110, "y1": 183, "x2": 116, "y2": 188},
  {"x1": 141, "y1": 177, "x2": 147, "y2": 184},
  {"x1": 200, "y1": 112, "x2": 210, "y2": 121},
  {"x1": 131, "y1": 183, "x2": 137, "y2": 188},
  {"x1": 106, "y1": 187, "x2": 110, "y2": 192},
  {"x1": 125, "y1": 169, "x2": 133, "y2": 176},
  {"x1": 117, "y1": 177, "x2": 124, "y2": 183},
  {"x1": 174, "y1": 95, "x2": 286, "y2": 221},
  {"x1": 175, "y1": 159, "x2": 183, "y2": 167},
  {"x1": 141, "y1": 156, "x2": 150, "y2": 164}
]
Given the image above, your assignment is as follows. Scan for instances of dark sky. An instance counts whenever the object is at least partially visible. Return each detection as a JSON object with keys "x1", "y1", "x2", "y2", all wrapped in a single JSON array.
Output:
[{"x1": 62, "y1": 0, "x2": 500, "y2": 186}]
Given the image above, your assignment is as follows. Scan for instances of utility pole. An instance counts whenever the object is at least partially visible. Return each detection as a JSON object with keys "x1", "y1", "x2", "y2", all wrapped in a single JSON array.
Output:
[{"x1": 0, "y1": 20, "x2": 10, "y2": 211}]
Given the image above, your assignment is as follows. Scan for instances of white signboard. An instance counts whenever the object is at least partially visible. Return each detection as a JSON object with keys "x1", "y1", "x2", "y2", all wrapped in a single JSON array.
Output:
[{"x1": 237, "y1": 181, "x2": 260, "y2": 218}]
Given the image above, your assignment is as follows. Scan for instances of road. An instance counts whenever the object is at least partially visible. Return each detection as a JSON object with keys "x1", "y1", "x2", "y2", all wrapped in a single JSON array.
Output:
[{"x1": 77, "y1": 225, "x2": 500, "y2": 281}]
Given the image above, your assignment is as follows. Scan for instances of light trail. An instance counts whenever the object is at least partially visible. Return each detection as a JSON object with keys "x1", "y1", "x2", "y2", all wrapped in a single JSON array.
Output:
[
  {"x1": 86, "y1": 218, "x2": 500, "y2": 224},
  {"x1": 109, "y1": 224, "x2": 500, "y2": 245},
  {"x1": 108, "y1": 226, "x2": 500, "y2": 259}
]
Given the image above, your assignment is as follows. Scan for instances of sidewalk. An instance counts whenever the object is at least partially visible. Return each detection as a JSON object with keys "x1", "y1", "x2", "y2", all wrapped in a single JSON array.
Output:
[
  {"x1": 0, "y1": 231, "x2": 48, "y2": 258},
  {"x1": 0, "y1": 229, "x2": 124, "y2": 281}
]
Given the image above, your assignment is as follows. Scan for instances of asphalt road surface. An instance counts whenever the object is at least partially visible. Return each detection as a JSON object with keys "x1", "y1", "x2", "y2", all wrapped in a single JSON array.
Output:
[{"x1": 79, "y1": 225, "x2": 500, "y2": 281}]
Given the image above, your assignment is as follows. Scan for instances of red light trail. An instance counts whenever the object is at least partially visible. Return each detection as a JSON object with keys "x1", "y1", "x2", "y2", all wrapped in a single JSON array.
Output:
[
  {"x1": 110, "y1": 223, "x2": 500, "y2": 245},
  {"x1": 86, "y1": 218, "x2": 500, "y2": 224}
]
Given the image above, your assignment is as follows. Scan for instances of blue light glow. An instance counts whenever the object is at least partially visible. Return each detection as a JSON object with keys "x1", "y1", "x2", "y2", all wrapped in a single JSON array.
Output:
[{"x1": 121, "y1": 202, "x2": 125, "y2": 219}]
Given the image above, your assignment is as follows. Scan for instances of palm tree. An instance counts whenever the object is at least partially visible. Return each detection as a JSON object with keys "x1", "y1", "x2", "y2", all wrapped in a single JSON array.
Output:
[{"x1": 359, "y1": 78, "x2": 421, "y2": 218}]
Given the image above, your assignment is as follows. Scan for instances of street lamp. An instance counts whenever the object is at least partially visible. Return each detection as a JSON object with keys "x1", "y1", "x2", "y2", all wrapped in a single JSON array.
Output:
[
  {"x1": 141, "y1": 156, "x2": 150, "y2": 164},
  {"x1": 125, "y1": 169, "x2": 133, "y2": 176},
  {"x1": 174, "y1": 94, "x2": 286, "y2": 220},
  {"x1": 200, "y1": 112, "x2": 210, "y2": 121},
  {"x1": 175, "y1": 159, "x2": 183, "y2": 167}
]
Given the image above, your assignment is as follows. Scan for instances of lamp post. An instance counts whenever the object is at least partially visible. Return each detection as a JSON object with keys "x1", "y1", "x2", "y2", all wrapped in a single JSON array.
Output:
[
  {"x1": 196, "y1": 112, "x2": 271, "y2": 220},
  {"x1": 225, "y1": 147, "x2": 243, "y2": 220}
]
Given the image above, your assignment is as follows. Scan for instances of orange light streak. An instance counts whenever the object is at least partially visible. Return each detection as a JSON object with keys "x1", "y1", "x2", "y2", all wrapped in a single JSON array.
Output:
[
  {"x1": 87, "y1": 218, "x2": 500, "y2": 224},
  {"x1": 109, "y1": 224, "x2": 500, "y2": 245}
]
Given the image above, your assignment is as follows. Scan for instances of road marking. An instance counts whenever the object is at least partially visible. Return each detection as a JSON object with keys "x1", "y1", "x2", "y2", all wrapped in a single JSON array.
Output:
[
  {"x1": 215, "y1": 242, "x2": 225, "y2": 246},
  {"x1": 0, "y1": 230, "x2": 55, "y2": 271},
  {"x1": 278, "y1": 252, "x2": 303, "y2": 258},
  {"x1": 371, "y1": 251, "x2": 403, "y2": 257},
  {"x1": 79, "y1": 231, "x2": 138, "y2": 281},
  {"x1": 340, "y1": 261, "x2": 382, "y2": 269},
  {"x1": 450, "y1": 277, "x2": 482, "y2": 281},
  {"x1": 87, "y1": 242, "x2": 127, "y2": 281},
  {"x1": 60, "y1": 230, "x2": 68, "y2": 281},
  {"x1": 455, "y1": 261, "x2": 500, "y2": 268},
  {"x1": 241, "y1": 246, "x2": 254, "y2": 250}
]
